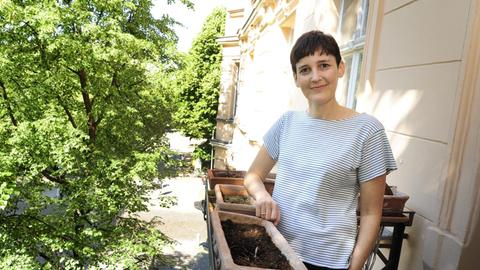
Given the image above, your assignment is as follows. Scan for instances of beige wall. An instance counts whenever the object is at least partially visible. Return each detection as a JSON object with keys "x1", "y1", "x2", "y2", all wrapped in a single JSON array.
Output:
[
  {"x1": 224, "y1": 1, "x2": 301, "y2": 170},
  {"x1": 359, "y1": 0, "x2": 478, "y2": 269},
  {"x1": 215, "y1": 0, "x2": 480, "y2": 268},
  {"x1": 213, "y1": 0, "x2": 250, "y2": 169}
]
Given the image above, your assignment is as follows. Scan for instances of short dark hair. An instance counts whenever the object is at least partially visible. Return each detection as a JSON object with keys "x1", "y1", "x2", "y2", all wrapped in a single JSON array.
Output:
[{"x1": 290, "y1": 30, "x2": 342, "y2": 73}]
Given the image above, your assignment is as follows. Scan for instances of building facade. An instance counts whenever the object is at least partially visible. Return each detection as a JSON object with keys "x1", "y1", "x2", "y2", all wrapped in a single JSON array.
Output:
[{"x1": 213, "y1": 0, "x2": 480, "y2": 269}]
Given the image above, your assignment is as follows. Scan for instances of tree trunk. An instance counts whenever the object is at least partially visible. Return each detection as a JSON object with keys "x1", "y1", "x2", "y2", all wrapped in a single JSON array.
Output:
[{"x1": 78, "y1": 69, "x2": 97, "y2": 146}]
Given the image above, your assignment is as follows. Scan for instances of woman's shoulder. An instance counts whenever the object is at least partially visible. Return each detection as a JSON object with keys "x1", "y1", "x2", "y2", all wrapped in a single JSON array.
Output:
[
  {"x1": 354, "y1": 113, "x2": 386, "y2": 135},
  {"x1": 280, "y1": 110, "x2": 306, "y2": 120},
  {"x1": 358, "y1": 113, "x2": 384, "y2": 125}
]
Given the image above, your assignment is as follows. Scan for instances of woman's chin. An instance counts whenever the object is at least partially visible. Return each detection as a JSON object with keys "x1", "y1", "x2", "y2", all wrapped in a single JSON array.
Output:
[{"x1": 307, "y1": 95, "x2": 335, "y2": 106}]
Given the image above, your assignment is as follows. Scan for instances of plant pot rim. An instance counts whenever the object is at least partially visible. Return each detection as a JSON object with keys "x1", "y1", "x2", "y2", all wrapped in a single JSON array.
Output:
[
  {"x1": 215, "y1": 184, "x2": 256, "y2": 216},
  {"x1": 384, "y1": 191, "x2": 409, "y2": 199}
]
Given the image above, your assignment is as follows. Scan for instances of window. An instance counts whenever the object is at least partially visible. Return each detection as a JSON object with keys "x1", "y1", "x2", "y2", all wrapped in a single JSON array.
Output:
[
  {"x1": 335, "y1": 0, "x2": 369, "y2": 109},
  {"x1": 229, "y1": 61, "x2": 240, "y2": 119}
]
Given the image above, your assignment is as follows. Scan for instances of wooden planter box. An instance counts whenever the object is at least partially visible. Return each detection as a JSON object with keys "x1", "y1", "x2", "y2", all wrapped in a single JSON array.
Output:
[
  {"x1": 208, "y1": 169, "x2": 247, "y2": 179},
  {"x1": 210, "y1": 209, "x2": 307, "y2": 270},
  {"x1": 215, "y1": 184, "x2": 256, "y2": 216},
  {"x1": 207, "y1": 169, "x2": 246, "y2": 190},
  {"x1": 207, "y1": 169, "x2": 276, "y2": 194}
]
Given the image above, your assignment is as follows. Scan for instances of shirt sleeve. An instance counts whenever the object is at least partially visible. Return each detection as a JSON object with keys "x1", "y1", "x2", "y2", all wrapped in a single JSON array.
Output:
[
  {"x1": 262, "y1": 112, "x2": 287, "y2": 161},
  {"x1": 358, "y1": 129, "x2": 397, "y2": 183}
]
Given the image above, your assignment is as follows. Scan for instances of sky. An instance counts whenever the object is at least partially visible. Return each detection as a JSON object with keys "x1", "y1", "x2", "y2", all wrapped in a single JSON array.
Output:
[{"x1": 151, "y1": 0, "x2": 225, "y2": 52}]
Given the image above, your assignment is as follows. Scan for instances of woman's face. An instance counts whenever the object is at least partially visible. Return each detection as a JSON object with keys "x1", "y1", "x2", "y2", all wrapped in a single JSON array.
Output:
[{"x1": 294, "y1": 50, "x2": 345, "y2": 107}]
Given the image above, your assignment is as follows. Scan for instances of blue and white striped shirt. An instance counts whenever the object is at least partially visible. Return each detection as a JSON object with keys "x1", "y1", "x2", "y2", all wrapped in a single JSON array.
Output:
[{"x1": 263, "y1": 111, "x2": 397, "y2": 269}]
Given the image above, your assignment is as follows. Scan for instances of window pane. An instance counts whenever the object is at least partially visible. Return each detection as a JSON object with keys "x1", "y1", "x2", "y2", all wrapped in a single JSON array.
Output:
[
  {"x1": 359, "y1": 0, "x2": 369, "y2": 37},
  {"x1": 230, "y1": 62, "x2": 240, "y2": 118},
  {"x1": 334, "y1": 0, "x2": 342, "y2": 16},
  {"x1": 349, "y1": 52, "x2": 363, "y2": 109},
  {"x1": 340, "y1": 0, "x2": 361, "y2": 44},
  {"x1": 336, "y1": 54, "x2": 353, "y2": 106}
]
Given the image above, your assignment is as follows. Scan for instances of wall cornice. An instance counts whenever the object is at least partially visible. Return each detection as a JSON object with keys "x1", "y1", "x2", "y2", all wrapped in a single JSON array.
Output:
[{"x1": 238, "y1": 0, "x2": 298, "y2": 54}]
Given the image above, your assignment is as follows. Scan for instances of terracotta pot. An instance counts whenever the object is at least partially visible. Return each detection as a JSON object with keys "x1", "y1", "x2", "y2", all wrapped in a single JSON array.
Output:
[
  {"x1": 382, "y1": 186, "x2": 409, "y2": 215},
  {"x1": 358, "y1": 185, "x2": 410, "y2": 216},
  {"x1": 215, "y1": 184, "x2": 256, "y2": 216},
  {"x1": 207, "y1": 169, "x2": 276, "y2": 194},
  {"x1": 210, "y1": 209, "x2": 307, "y2": 270}
]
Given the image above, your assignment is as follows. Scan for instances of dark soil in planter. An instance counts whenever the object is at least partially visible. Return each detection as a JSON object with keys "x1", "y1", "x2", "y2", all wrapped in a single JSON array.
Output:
[
  {"x1": 221, "y1": 219, "x2": 293, "y2": 270},
  {"x1": 224, "y1": 195, "x2": 251, "y2": 204}
]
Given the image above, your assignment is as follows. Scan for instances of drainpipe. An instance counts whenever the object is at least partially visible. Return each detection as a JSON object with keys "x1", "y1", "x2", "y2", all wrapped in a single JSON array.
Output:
[{"x1": 210, "y1": 127, "x2": 216, "y2": 169}]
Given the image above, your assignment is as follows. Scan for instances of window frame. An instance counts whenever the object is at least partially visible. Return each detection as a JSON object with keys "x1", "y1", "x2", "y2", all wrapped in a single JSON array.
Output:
[{"x1": 336, "y1": 0, "x2": 369, "y2": 109}]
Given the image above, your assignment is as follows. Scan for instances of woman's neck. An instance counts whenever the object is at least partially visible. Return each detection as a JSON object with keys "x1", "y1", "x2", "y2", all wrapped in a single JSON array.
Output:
[{"x1": 307, "y1": 101, "x2": 357, "y2": 120}]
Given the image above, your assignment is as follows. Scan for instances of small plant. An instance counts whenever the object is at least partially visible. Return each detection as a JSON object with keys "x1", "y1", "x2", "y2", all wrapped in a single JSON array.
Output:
[{"x1": 158, "y1": 195, "x2": 178, "y2": 208}]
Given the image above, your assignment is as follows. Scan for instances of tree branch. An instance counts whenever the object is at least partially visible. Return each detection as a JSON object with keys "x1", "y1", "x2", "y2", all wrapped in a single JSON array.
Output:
[
  {"x1": 3, "y1": 213, "x2": 77, "y2": 243},
  {"x1": 95, "y1": 112, "x2": 104, "y2": 127},
  {"x1": 10, "y1": 77, "x2": 24, "y2": 89},
  {"x1": 65, "y1": 65, "x2": 79, "y2": 75},
  {"x1": 24, "y1": 21, "x2": 47, "y2": 65},
  {"x1": 127, "y1": 79, "x2": 145, "y2": 89},
  {"x1": 37, "y1": 252, "x2": 53, "y2": 265},
  {"x1": 111, "y1": 72, "x2": 120, "y2": 88},
  {"x1": 0, "y1": 80, "x2": 18, "y2": 127},
  {"x1": 42, "y1": 169, "x2": 68, "y2": 185},
  {"x1": 56, "y1": 95, "x2": 77, "y2": 128}
]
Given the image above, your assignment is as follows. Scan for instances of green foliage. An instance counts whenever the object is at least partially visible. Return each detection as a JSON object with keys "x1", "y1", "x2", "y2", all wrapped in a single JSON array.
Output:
[
  {"x1": 0, "y1": 0, "x2": 191, "y2": 268},
  {"x1": 0, "y1": 248, "x2": 41, "y2": 270},
  {"x1": 173, "y1": 7, "x2": 226, "y2": 161}
]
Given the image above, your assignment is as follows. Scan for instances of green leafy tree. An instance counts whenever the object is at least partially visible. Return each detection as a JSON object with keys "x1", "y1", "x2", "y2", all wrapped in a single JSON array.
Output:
[
  {"x1": 174, "y1": 7, "x2": 226, "y2": 162},
  {"x1": 0, "y1": 0, "x2": 191, "y2": 268}
]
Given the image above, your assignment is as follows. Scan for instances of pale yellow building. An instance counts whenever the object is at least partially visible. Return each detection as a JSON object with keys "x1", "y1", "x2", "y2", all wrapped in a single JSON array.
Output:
[{"x1": 212, "y1": 0, "x2": 480, "y2": 269}]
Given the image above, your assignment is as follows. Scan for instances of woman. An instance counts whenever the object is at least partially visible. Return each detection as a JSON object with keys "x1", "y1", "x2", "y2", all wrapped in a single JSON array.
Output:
[{"x1": 243, "y1": 30, "x2": 397, "y2": 270}]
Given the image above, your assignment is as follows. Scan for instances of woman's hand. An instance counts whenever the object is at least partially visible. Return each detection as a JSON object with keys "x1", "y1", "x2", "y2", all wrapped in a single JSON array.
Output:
[
  {"x1": 254, "y1": 191, "x2": 281, "y2": 225},
  {"x1": 243, "y1": 146, "x2": 280, "y2": 225}
]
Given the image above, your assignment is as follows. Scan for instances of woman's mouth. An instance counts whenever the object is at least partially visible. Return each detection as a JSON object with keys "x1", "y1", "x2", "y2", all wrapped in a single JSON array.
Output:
[{"x1": 311, "y1": 84, "x2": 327, "y2": 90}]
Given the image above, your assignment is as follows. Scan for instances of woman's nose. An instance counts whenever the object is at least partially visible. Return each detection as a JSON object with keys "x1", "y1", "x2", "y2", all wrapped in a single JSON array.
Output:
[{"x1": 311, "y1": 69, "x2": 322, "y2": 82}]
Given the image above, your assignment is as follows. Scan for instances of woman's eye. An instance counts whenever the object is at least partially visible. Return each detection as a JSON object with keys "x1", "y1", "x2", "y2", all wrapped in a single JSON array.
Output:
[{"x1": 299, "y1": 68, "x2": 309, "y2": 74}]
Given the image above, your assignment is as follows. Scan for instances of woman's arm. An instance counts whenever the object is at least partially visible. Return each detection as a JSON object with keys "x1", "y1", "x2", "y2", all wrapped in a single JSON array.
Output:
[
  {"x1": 349, "y1": 174, "x2": 386, "y2": 270},
  {"x1": 243, "y1": 146, "x2": 280, "y2": 225}
]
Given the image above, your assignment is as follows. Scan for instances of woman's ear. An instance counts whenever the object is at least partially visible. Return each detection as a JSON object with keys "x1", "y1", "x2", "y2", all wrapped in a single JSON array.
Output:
[
  {"x1": 293, "y1": 72, "x2": 299, "y2": 87},
  {"x1": 338, "y1": 61, "x2": 346, "y2": 78},
  {"x1": 293, "y1": 72, "x2": 298, "y2": 87}
]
